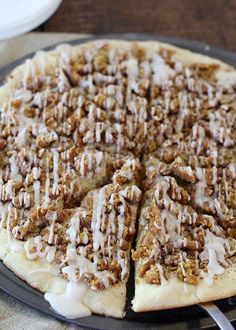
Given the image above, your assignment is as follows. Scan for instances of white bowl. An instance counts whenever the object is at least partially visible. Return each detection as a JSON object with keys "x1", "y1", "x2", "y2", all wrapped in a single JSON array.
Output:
[{"x1": 0, "y1": 0, "x2": 62, "y2": 40}]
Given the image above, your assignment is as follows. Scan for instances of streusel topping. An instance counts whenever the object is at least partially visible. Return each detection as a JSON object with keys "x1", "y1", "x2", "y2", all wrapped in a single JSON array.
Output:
[{"x1": 1, "y1": 41, "x2": 236, "y2": 289}]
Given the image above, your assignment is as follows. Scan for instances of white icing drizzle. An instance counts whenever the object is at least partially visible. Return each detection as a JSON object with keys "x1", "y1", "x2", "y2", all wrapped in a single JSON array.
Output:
[
  {"x1": 201, "y1": 230, "x2": 231, "y2": 285},
  {"x1": 0, "y1": 202, "x2": 9, "y2": 229},
  {"x1": 125, "y1": 57, "x2": 139, "y2": 98},
  {"x1": 229, "y1": 162, "x2": 236, "y2": 179},
  {"x1": 195, "y1": 167, "x2": 211, "y2": 207},
  {"x1": 24, "y1": 236, "x2": 56, "y2": 262},
  {"x1": 115, "y1": 123, "x2": 124, "y2": 152},
  {"x1": 32, "y1": 167, "x2": 41, "y2": 180},
  {"x1": 15, "y1": 127, "x2": 27, "y2": 148},
  {"x1": 43, "y1": 158, "x2": 50, "y2": 207},
  {"x1": 179, "y1": 252, "x2": 186, "y2": 278},
  {"x1": 116, "y1": 191, "x2": 128, "y2": 280},
  {"x1": 91, "y1": 187, "x2": 106, "y2": 264},
  {"x1": 222, "y1": 169, "x2": 228, "y2": 201},
  {"x1": 18, "y1": 191, "x2": 31, "y2": 208},
  {"x1": 152, "y1": 54, "x2": 174, "y2": 87},
  {"x1": 33, "y1": 180, "x2": 40, "y2": 207},
  {"x1": 45, "y1": 281, "x2": 91, "y2": 319},
  {"x1": 208, "y1": 111, "x2": 234, "y2": 147},
  {"x1": 9, "y1": 154, "x2": 19, "y2": 179},
  {"x1": 48, "y1": 212, "x2": 57, "y2": 245},
  {"x1": 192, "y1": 124, "x2": 205, "y2": 155},
  {"x1": 52, "y1": 150, "x2": 59, "y2": 194},
  {"x1": 15, "y1": 89, "x2": 33, "y2": 103},
  {"x1": 176, "y1": 91, "x2": 187, "y2": 133},
  {"x1": 216, "y1": 71, "x2": 236, "y2": 90},
  {"x1": 79, "y1": 150, "x2": 103, "y2": 178},
  {"x1": 0, "y1": 181, "x2": 14, "y2": 201},
  {"x1": 66, "y1": 210, "x2": 81, "y2": 262},
  {"x1": 6, "y1": 204, "x2": 13, "y2": 242},
  {"x1": 57, "y1": 69, "x2": 70, "y2": 93},
  {"x1": 156, "y1": 263, "x2": 167, "y2": 285},
  {"x1": 214, "y1": 199, "x2": 223, "y2": 219}
]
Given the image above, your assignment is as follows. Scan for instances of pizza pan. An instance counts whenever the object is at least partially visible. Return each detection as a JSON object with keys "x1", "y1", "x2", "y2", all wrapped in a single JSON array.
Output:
[{"x1": 0, "y1": 34, "x2": 236, "y2": 329}]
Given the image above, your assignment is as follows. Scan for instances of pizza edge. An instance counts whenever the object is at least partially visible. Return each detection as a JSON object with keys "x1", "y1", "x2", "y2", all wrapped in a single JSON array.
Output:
[
  {"x1": 0, "y1": 228, "x2": 126, "y2": 318},
  {"x1": 1, "y1": 39, "x2": 234, "y2": 98},
  {"x1": 132, "y1": 265, "x2": 236, "y2": 312}
]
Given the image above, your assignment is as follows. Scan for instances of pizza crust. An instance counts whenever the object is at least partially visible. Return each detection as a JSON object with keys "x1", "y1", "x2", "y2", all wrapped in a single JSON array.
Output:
[
  {"x1": 132, "y1": 264, "x2": 236, "y2": 312},
  {"x1": 0, "y1": 39, "x2": 235, "y2": 107},
  {"x1": 132, "y1": 277, "x2": 199, "y2": 312},
  {"x1": 195, "y1": 264, "x2": 236, "y2": 302},
  {"x1": 0, "y1": 228, "x2": 125, "y2": 318}
]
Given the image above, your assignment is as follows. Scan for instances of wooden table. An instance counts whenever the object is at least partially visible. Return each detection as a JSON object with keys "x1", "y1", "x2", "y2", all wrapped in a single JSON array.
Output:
[{"x1": 39, "y1": 0, "x2": 236, "y2": 52}]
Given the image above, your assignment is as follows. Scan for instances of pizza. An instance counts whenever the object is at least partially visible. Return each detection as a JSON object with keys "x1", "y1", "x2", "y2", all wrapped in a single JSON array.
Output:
[{"x1": 0, "y1": 39, "x2": 236, "y2": 319}]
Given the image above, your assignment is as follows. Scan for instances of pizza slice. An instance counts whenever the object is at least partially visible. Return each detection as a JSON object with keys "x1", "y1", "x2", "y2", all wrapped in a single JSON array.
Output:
[
  {"x1": 1, "y1": 158, "x2": 142, "y2": 318},
  {"x1": 132, "y1": 152, "x2": 236, "y2": 312}
]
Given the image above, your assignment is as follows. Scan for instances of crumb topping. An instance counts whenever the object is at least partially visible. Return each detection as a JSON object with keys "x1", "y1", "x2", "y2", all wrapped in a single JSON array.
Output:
[{"x1": 1, "y1": 41, "x2": 236, "y2": 289}]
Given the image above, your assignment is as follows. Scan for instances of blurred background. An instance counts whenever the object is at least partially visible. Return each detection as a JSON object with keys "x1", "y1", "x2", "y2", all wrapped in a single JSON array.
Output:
[
  {"x1": 0, "y1": 0, "x2": 236, "y2": 51},
  {"x1": 37, "y1": 0, "x2": 236, "y2": 51}
]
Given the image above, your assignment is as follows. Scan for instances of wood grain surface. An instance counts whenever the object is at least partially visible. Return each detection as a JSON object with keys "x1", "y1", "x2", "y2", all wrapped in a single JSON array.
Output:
[{"x1": 40, "y1": 0, "x2": 236, "y2": 52}]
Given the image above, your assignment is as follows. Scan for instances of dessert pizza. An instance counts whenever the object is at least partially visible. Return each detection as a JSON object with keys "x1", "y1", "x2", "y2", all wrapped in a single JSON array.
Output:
[{"x1": 0, "y1": 39, "x2": 236, "y2": 319}]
